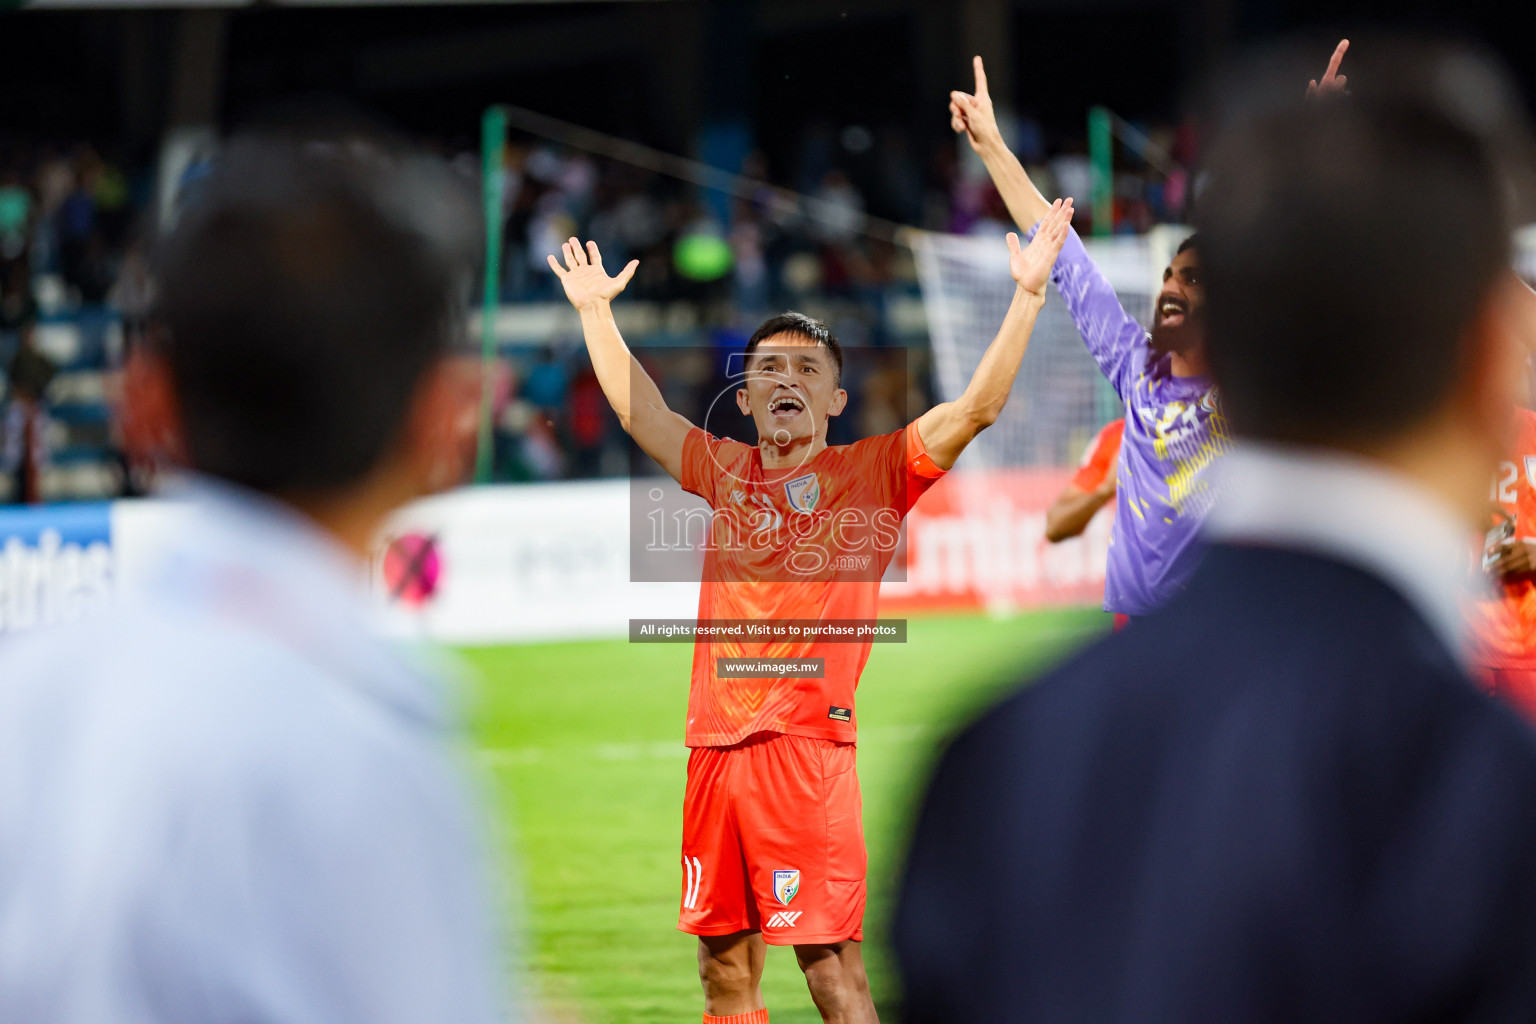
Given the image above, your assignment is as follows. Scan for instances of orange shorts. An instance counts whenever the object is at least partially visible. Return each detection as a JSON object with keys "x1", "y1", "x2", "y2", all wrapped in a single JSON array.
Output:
[{"x1": 679, "y1": 732, "x2": 865, "y2": 946}]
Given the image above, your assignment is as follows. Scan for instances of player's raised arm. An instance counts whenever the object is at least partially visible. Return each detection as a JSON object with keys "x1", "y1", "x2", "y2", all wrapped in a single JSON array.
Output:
[
  {"x1": 917, "y1": 198, "x2": 1073, "y2": 469},
  {"x1": 950, "y1": 56, "x2": 1053, "y2": 232},
  {"x1": 548, "y1": 238, "x2": 695, "y2": 482},
  {"x1": 1045, "y1": 476, "x2": 1116, "y2": 544},
  {"x1": 951, "y1": 57, "x2": 1145, "y2": 397}
]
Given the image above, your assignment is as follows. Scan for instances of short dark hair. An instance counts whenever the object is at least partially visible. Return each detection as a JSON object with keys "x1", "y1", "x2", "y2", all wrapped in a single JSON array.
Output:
[
  {"x1": 743, "y1": 311, "x2": 844, "y2": 385},
  {"x1": 152, "y1": 131, "x2": 475, "y2": 495},
  {"x1": 1175, "y1": 233, "x2": 1200, "y2": 257},
  {"x1": 1199, "y1": 40, "x2": 1534, "y2": 445}
]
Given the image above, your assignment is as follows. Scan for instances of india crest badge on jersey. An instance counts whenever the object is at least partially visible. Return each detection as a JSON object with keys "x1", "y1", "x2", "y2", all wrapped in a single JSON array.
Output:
[
  {"x1": 773, "y1": 869, "x2": 800, "y2": 905},
  {"x1": 784, "y1": 472, "x2": 820, "y2": 513}
]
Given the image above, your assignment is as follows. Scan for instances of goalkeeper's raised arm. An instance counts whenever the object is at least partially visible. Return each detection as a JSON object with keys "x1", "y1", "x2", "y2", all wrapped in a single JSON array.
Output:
[
  {"x1": 949, "y1": 55, "x2": 1054, "y2": 233},
  {"x1": 549, "y1": 238, "x2": 695, "y2": 482},
  {"x1": 949, "y1": 57, "x2": 1150, "y2": 396}
]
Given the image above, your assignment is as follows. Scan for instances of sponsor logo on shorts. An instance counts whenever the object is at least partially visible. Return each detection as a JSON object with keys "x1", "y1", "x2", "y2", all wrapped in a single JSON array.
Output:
[
  {"x1": 827, "y1": 706, "x2": 852, "y2": 722},
  {"x1": 767, "y1": 911, "x2": 803, "y2": 928},
  {"x1": 773, "y1": 868, "x2": 800, "y2": 905}
]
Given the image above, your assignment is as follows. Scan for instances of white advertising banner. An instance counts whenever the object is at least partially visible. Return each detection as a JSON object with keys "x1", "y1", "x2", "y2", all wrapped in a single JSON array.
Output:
[
  {"x1": 0, "y1": 473, "x2": 1107, "y2": 644},
  {"x1": 377, "y1": 480, "x2": 699, "y2": 646},
  {"x1": 375, "y1": 473, "x2": 1108, "y2": 644}
]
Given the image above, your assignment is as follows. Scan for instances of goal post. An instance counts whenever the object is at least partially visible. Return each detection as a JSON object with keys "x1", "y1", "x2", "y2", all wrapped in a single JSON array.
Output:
[{"x1": 476, "y1": 106, "x2": 508, "y2": 485}]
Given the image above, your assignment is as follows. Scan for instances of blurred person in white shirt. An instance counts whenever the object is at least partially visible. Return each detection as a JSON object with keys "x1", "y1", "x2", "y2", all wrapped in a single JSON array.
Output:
[{"x1": 0, "y1": 129, "x2": 515, "y2": 1023}]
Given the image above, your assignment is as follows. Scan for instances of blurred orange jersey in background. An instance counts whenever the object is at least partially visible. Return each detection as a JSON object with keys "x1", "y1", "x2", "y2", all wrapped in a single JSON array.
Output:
[
  {"x1": 1470, "y1": 406, "x2": 1536, "y2": 719},
  {"x1": 1070, "y1": 418, "x2": 1125, "y2": 494}
]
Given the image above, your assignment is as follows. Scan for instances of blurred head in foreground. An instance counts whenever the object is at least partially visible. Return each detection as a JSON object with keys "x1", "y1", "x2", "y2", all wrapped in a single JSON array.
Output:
[
  {"x1": 1199, "y1": 38, "x2": 1536, "y2": 521},
  {"x1": 125, "y1": 128, "x2": 479, "y2": 551}
]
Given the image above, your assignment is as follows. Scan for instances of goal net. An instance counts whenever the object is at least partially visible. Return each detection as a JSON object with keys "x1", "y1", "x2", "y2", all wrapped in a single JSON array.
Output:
[
  {"x1": 914, "y1": 224, "x2": 1536, "y2": 473},
  {"x1": 909, "y1": 225, "x2": 1188, "y2": 469}
]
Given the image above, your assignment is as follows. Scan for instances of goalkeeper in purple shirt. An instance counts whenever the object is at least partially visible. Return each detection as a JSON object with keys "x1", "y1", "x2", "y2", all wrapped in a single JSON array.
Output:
[{"x1": 947, "y1": 44, "x2": 1350, "y2": 617}]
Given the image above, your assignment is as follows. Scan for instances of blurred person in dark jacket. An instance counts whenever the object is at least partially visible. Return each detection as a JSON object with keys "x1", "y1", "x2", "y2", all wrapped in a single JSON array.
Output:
[{"x1": 897, "y1": 39, "x2": 1536, "y2": 1023}]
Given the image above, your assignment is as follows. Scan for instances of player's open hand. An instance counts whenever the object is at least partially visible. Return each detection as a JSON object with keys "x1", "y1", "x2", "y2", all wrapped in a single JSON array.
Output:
[
  {"x1": 1009, "y1": 197, "x2": 1073, "y2": 297},
  {"x1": 950, "y1": 55, "x2": 1003, "y2": 153},
  {"x1": 548, "y1": 238, "x2": 639, "y2": 311},
  {"x1": 1306, "y1": 39, "x2": 1349, "y2": 99}
]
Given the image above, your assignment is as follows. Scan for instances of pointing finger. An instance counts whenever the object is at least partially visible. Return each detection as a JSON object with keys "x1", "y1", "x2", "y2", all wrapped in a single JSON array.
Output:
[
  {"x1": 1324, "y1": 39, "x2": 1348, "y2": 81},
  {"x1": 973, "y1": 55, "x2": 989, "y2": 98}
]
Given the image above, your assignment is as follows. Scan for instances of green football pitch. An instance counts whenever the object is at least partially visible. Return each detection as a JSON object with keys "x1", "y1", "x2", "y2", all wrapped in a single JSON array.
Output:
[{"x1": 460, "y1": 607, "x2": 1108, "y2": 1023}]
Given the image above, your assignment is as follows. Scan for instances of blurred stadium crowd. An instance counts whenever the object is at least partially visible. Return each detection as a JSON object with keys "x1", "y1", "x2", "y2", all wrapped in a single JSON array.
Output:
[
  {"x1": 0, "y1": 114, "x2": 1192, "y2": 501},
  {"x1": 491, "y1": 114, "x2": 1193, "y2": 306},
  {"x1": 0, "y1": 141, "x2": 154, "y2": 506}
]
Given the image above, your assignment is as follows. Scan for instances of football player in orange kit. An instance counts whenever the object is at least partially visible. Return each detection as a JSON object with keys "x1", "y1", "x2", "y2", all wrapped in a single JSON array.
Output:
[
  {"x1": 549, "y1": 197, "x2": 1074, "y2": 1024},
  {"x1": 1046, "y1": 417, "x2": 1126, "y2": 627},
  {"x1": 1472, "y1": 403, "x2": 1536, "y2": 721},
  {"x1": 1045, "y1": 418, "x2": 1124, "y2": 547}
]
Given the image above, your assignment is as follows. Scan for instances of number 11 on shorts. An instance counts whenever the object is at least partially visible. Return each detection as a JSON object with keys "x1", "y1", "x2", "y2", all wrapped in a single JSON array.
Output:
[{"x1": 682, "y1": 855, "x2": 703, "y2": 909}]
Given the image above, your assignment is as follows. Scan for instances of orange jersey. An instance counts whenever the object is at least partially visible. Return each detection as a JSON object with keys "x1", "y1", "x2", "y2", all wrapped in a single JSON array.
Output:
[
  {"x1": 679, "y1": 420, "x2": 945, "y2": 746},
  {"x1": 1070, "y1": 418, "x2": 1125, "y2": 493},
  {"x1": 1472, "y1": 407, "x2": 1536, "y2": 666}
]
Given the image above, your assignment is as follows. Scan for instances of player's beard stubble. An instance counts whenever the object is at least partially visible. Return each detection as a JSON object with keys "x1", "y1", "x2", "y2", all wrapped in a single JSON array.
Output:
[{"x1": 1147, "y1": 307, "x2": 1206, "y2": 376}]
